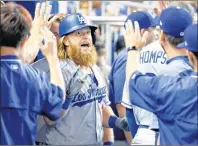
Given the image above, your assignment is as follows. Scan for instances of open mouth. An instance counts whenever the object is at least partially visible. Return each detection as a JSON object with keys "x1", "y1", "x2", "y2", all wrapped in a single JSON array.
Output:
[
  {"x1": 80, "y1": 43, "x2": 91, "y2": 51},
  {"x1": 81, "y1": 43, "x2": 90, "y2": 47}
]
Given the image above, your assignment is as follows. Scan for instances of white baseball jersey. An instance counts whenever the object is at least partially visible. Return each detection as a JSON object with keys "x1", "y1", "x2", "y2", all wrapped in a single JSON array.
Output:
[
  {"x1": 122, "y1": 41, "x2": 167, "y2": 129},
  {"x1": 32, "y1": 58, "x2": 110, "y2": 145}
]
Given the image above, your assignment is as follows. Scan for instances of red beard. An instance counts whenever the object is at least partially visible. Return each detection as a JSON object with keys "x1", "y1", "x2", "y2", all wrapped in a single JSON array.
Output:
[{"x1": 67, "y1": 42, "x2": 97, "y2": 67}]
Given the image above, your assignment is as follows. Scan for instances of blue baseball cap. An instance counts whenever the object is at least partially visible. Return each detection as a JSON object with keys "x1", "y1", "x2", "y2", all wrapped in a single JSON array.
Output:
[
  {"x1": 177, "y1": 23, "x2": 198, "y2": 52},
  {"x1": 151, "y1": 15, "x2": 160, "y2": 27},
  {"x1": 124, "y1": 11, "x2": 154, "y2": 30},
  {"x1": 159, "y1": 6, "x2": 193, "y2": 37},
  {"x1": 59, "y1": 13, "x2": 97, "y2": 37}
]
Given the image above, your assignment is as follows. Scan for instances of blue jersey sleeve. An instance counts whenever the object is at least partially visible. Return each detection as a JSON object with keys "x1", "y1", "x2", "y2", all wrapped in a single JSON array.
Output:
[
  {"x1": 108, "y1": 53, "x2": 127, "y2": 104},
  {"x1": 128, "y1": 71, "x2": 158, "y2": 113},
  {"x1": 129, "y1": 71, "x2": 196, "y2": 114},
  {"x1": 36, "y1": 72, "x2": 64, "y2": 121},
  {"x1": 108, "y1": 64, "x2": 115, "y2": 103}
]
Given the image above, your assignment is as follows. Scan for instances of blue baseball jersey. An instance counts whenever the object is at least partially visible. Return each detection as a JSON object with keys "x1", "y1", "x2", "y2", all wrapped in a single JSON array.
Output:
[
  {"x1": 122, "y1": 41, "x2": 167, "y2": 130},
  {"x1": 109, "y1": 49, "x2": 127, "y2": 104},
  {"x1": 158, "y1": 56, "x2": 192, "y2": 75},
  {"x1": 0, "y1": 55, "x2": 63, "y2": 145},
  {"x1": 109, "y1": 49, "x2": 138, "y2": 137},
  {"x1": 128, "y1": 70, "x2": 198, "y2": 145}
]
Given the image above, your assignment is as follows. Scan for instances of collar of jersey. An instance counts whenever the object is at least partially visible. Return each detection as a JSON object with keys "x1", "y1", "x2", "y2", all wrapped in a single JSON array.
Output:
[
  {"x1": 166, "y1": 56, "x2": 188, "y2": 64},
  {"x1": 0, "y1": 55, "x2": 20, "y2": 60}
]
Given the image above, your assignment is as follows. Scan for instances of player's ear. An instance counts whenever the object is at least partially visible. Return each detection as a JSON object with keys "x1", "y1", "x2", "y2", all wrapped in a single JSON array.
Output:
[
  {"x1": 187, "y1": 50, "x2": 198, "y2": 71},
  {"x1": 140, "y1": 29, "x2": 145, "y2": 36},
  {"x1": 63, "y1": 36, "x2": 69, "y2": 46},
  {"x1": 159, "y1": 30, "x2": 165, "y2": 45},
  {"x1": 19, "y1": 35, "x2": 29, "y2": 49}
]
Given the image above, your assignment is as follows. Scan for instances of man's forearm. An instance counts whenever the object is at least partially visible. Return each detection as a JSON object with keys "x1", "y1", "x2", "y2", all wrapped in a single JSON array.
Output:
[
  {"x1": 126, "y1": 50, "x2": 139, "y2": 81},
  {"x1": 103, "y1": 127, "x2": 114, "y2": 144},
  {"x1": 116, "y1": 104, "x2": 132, "y2": 144},
  {"x1": 102, "y1": 106, "x2": 115, "y2": 127},
  {"x1": 21, "y1": 37, "x2": 41, "y2": 63},
  {"x1": 47, "y1": 56, "x2": 65, "y2": 103},
  {"x1": 44, "y1": 109, "x2": 68, "y2": 125}
]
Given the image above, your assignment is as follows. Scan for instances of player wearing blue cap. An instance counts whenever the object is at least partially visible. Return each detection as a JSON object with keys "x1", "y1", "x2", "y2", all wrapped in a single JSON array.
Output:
[
  {"x1": 109, "y1": 11, "x2": 166, "y2": 145},
  {"x1": 121, "y1": 15, "x2": 167, "y2": 145},
  {"x1": 124, "y1": 7, "x2": 197, "y2": 144},
  {"x1": 0, "y1": 2, "x2": 67, "y2": 145},
  {"x1": 156, "y1": 6, "x2": 193, "y2": 74},
  {"x1": 123, "y1": 4, "x2": 195, "y2": 145},
  {"x1": 32, "y1": 13, "x2": 130, "y2": 145}
]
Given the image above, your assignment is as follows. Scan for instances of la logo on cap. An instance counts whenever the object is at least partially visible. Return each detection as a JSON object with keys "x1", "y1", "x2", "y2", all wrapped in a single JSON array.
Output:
[{"x1": 77, "y1": 15, "x2": 86, "y2": 24}]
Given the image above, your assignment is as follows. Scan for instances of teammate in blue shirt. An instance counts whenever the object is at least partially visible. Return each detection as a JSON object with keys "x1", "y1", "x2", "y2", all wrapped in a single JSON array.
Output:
[
  {"x1": 109, "y1": 11, "x2": 158, "y2": 144},
  {"x1": 124, "y1": 7, "x2": 198, "y2": 144},
  {"x1": 0, "y1": 2, "x2": 66, "y2": 145}
]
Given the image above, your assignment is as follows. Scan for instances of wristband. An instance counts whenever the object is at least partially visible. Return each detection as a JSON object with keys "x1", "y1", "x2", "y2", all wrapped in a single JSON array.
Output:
[
  {"x1": 108, "y1": 116, "x2": 118, "y2": 128},
  {"x1": 62, "y1": 97, "x2": 72, "y2": 110},
  {"x1": 103, "y1": 141, "x2": 114, "y2": 145},
  {"x1": 127, "y1": 46, "x2": 137, "y2": 52}
]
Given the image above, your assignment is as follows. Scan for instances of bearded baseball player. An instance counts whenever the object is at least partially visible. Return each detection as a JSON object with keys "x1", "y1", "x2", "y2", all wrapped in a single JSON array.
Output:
[{"x1": 32, "y1": 13, "x2": 129, "y2": 145}]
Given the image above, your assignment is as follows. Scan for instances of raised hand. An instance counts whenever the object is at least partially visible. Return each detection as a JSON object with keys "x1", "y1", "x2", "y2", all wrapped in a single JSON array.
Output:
[
  {"x1": 21, "y1": 2, "x2": 52, "y2": 63},
  {"x1": 47, "y1": 13, "x2": 67, "y2": 29},
  {"x1": 30, "y1": 2, "x2": 52, "y2": 40},
  {"x1": 40, "y1": 27, "x2": 57, "y2": 58},
  {"x1": 154, "y1": 1, "x2": 170, "y2": 15},
  {"x1": 124, "y1": 20, "x2": 148, "y2": 50}
]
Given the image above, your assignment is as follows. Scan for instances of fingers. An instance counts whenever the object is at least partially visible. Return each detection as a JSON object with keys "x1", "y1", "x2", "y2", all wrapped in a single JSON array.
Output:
[
  {"x1": 34, "y1": 2, "x2": 52, "y2": 23},
  {"x1": 125, "y1": 20, "x2": 134, "y2": 35},
  {"x1": 44, "y1": 2, "x2": 52, "y2": 23},
  {"x1": 128, "y1": 20, "x2": 134, "y2": 35},
  {"x1": 39, "y1": 2, "x2": 46, "y2": 20},
  {"x1": 34, "y1": 3, "x2": 41, "y2": 19},
  {"x1": 40, "y1": 27, "x2": 55, "y2": 40},
  {"x1": 134, "y1": 21, "x2": 141, "y2": 40}
]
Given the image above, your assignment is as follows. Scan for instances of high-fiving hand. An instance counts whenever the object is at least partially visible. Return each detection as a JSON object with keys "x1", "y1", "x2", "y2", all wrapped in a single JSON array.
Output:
[
  {"x1": 40, "y1": 27, "x2": 57, "y2": 59},
  {"x1": 30, "y1": 2, "x2": 52, "y2": 40},
  {"x1": 124, "y1": 20, "x2": 148, "y2": 50},
  {"x1": 21, "y1": 2, "x2": 53, "y2": 63}
]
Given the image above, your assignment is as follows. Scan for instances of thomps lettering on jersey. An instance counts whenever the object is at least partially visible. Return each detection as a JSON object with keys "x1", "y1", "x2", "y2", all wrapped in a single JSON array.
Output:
[
  {"x1": 71, "y1": 84, "x2": 106, "y2": 107},
  {"x1": 139, "y1": 50, "x2": 167, "y2": 64}
]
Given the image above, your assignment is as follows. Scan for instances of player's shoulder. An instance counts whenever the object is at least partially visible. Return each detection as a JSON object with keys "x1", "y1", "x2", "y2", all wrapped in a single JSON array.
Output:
[
  {"x1": 31, "y1": 58, "x2": 49, "y2": 73},
  {"x1": 115, "y1": 49, "x2": 127, "y2": 61},
  {"x1": 60, "y1": 58, "x2": 78, "y2": 71},
  {"x1": 59, "y1": 58, "x2": 80, "y2": 80},
  {"x1": 111, "y1": 49, "x2": 127, "y2": 71},
  {"x1": 158, "y1": 72, "x2": 197, "y2": 97},
  {"x1": 92, "y1": 64, "x2": 108, "y2": 84},
  {"x1": 142, "y1": 40, "x2": 164, "y2": 52},
  {"x1": 24, "y1": 62, "x2": 49, "y2": 85},
  {"x1": 92, "y1": 64, "x2": 105, "y2": 78}
]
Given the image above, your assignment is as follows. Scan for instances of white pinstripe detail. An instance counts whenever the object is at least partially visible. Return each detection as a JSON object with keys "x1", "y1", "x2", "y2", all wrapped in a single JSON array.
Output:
[{"x1": 0, "y1": 59, "x2": 21, "y2": 62}]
